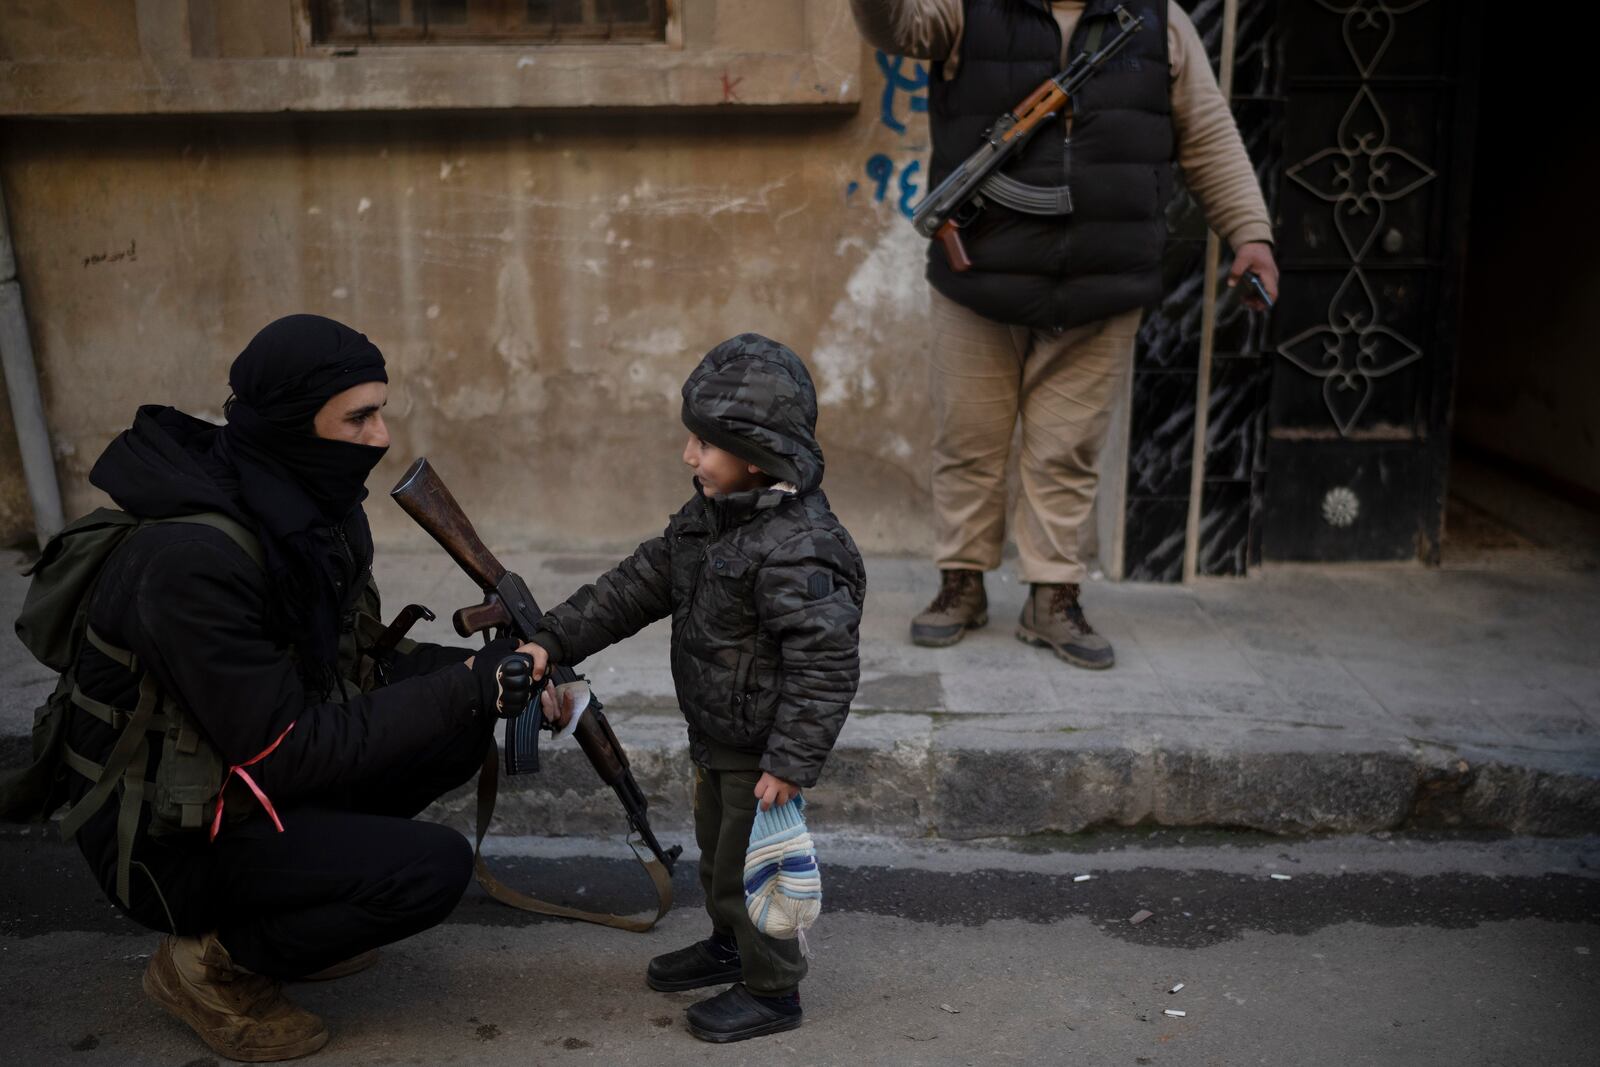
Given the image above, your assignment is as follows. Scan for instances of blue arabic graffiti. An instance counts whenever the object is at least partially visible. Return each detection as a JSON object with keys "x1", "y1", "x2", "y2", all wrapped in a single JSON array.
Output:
[
  {"x1": 865, "y1": 154, "x2": 895, "y2": 201},
  {"x1": 860, "y1": 155, "x2": 921, "y2": 219},
  {"x1": 898, "y1": 160, "x2": 922, "y2": 218},
  {"x1": 850, "y1": 53, "x2": 928, "y2": 218},
  {"x1": 875, "y1": 51, "x2": 929, "y2": 134}
]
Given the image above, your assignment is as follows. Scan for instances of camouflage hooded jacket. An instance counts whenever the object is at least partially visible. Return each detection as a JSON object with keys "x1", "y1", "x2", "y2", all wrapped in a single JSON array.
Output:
[{"x1": 530, "y1": 335, "x2": 865, "y2": 787}]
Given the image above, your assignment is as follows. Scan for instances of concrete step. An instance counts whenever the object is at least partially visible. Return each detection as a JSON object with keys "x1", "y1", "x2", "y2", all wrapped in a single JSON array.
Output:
[
  {"x1": 424, "y1": 705, "x2": 1600, "y2": 841},
  {"x1": 7, "y1": 550, "x2": 1599, "y2": 841}
]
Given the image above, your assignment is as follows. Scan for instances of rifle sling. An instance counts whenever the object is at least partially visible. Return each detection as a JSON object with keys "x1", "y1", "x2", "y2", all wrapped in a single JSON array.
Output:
[{"x1": 472, "y1": 741, "x2": 673, "y2": 932}]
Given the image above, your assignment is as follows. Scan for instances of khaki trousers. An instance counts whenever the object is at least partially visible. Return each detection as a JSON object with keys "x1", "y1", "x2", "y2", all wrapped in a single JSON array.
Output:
[{"x1": 929, "y1": 287, "x2": 1142, "y2": 584}]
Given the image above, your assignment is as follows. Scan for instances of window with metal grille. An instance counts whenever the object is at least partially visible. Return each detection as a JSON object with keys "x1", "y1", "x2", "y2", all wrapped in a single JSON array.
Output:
[{"x1": 313, "y1": 1, "x2": 667, "y2": 45}]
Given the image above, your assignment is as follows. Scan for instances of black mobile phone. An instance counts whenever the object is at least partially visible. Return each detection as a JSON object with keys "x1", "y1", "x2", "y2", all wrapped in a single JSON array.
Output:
[{"x1": 1244, "y1": 271, "x2": 1274, "y2": 310}]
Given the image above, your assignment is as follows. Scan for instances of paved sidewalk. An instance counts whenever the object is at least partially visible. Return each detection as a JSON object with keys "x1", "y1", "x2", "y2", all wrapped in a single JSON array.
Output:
[{"x1": 5, "y1": 547, "x2": 1598, "y2": 838}]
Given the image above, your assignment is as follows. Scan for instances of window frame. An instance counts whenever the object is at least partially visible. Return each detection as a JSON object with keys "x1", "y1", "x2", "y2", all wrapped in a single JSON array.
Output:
[{"x1": 310, "y1": 0, "x2": 671, "y2": 48}]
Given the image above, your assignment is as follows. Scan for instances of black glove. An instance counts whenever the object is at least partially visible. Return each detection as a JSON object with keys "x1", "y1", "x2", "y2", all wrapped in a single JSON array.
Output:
[
  {"x1": 468, "y1": 636, "x2": 520, "y2": 719},
  {"x1": 494, "y1": 652, "x2": 536, "y2": 719}
]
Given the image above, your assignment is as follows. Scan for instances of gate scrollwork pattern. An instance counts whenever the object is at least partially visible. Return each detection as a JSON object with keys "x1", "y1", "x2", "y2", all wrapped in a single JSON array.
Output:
[{"x1": 1275, "y1": 1, "x2": 1436, "y2": 436}]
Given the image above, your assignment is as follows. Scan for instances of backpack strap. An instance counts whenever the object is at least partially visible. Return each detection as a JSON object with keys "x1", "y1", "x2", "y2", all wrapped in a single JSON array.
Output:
[
  {"x1": 55, "y1": 511, "x2": 262, "y2": 906},
  {"x1": 155, "y1": 512, "x2": 265, "y2": 570},
  {"x1": 57, "y1": 670, "x2": 162, "y2": 844},
  {"x1": 84, "y1": 624, "x2": 137, "y2": 672}
]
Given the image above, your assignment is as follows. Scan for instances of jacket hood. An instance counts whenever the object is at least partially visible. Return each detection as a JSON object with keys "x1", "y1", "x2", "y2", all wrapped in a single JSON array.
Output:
[
  {"x1": 89, "y1": 405, "x2": 253, "y2": 528},
  {"x1": 680, "y1": 333, "x2": 824, "y2": 492}
]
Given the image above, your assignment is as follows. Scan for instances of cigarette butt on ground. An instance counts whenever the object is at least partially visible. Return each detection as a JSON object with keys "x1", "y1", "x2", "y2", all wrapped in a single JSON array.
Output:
[
  {"x1": 1074, "y1": 874, "x2": 1092, "y2": 883},
  {"x1": 1164, "y1": 1009, "x2": 1187, "y2": 1018},
  {"x1": 1169, "y1": 983, "x2": 1185, "y2": 994},
  {"x1": 939, "y1": 1003, "x2": 960, "y2": 1014},
  {"x1": 1270, "y1": 873, "x2": 1293, "y2": 881}
]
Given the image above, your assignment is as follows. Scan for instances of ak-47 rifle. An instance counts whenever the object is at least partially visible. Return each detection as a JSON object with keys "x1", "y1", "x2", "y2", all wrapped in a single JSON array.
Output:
[
  {"x1": 391, "y1": 457, "x2": 681, "y2": 931},
  {"x1": 911, "y1": 4, "x2": 1144, "y2": 272}
]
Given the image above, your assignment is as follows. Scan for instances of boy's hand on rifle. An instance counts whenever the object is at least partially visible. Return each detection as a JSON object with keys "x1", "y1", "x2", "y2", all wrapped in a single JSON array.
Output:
[
  {"x1": 753, "y1": 772, "x2": 800, "y2": 811},
  {"x1": 524, "y1": 641, "x2": 551, "y2": 682}
]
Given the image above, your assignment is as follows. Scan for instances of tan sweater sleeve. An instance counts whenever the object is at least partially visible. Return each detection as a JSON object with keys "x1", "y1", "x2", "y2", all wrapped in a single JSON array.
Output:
[
  {"x1": 1168, "y1": 3, "x2": 1273, "y2": 249},
  {"x1": 848, "y1": 0, "x2": 963, "y2": 63}
]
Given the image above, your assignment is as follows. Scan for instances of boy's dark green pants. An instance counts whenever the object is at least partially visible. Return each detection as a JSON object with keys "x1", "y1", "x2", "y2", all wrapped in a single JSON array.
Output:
[{"x1": 694, "y1": 765, "x2": 807, "y2": 996}]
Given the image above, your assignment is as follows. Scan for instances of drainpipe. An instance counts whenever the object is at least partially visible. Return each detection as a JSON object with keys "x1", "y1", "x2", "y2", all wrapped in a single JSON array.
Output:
[{"x1": 0, "y1": 183, "x2": 65, "y2": 545}]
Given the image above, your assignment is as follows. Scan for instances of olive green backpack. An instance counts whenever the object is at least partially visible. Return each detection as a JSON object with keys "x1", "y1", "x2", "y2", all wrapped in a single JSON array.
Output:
[{"x1": 2, "y1": 508, "x2": 263, "y2": 904}]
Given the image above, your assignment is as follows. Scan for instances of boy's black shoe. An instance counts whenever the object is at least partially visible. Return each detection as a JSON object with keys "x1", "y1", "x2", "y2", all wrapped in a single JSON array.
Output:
[
  {"x1": 646, "y1": 938, "x2": 742, "y2": 992},
  {"x1": 685, "y1": 984, "x2": 802, "y2": 1043}
]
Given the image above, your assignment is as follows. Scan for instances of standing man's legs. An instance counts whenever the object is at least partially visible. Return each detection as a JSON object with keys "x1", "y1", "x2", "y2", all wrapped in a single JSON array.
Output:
[
  {"x1": 1013, "y1": 309, "x2": 1142, "y2": 668},
  {"x1": 912, "y1": 289, "x2": 1029, "y2": 647},
  {"x1": 927, "y1": 288, "x2": 1029, "y2": 571}
]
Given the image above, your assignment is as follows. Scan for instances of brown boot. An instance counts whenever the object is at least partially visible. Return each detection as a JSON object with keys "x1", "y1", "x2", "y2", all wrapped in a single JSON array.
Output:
[
  {"x1": 296, "y1": 949, "x2": 380, "y2": 983},
  {"x1": 143, "y1": 932, "x2": 330, "y2": 1062},
  {"x1": 910, "y1": 569, "x2": 988, "y2": 647},
  {"x1": 1017, "y1": 583, "x2": 1114, "y2": 670}
]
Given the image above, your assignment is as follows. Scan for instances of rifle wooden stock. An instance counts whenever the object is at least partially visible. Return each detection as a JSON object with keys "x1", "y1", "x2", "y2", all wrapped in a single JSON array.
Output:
[{"x1": 391, "y1": 458, "x2": 508, "y2": 592}]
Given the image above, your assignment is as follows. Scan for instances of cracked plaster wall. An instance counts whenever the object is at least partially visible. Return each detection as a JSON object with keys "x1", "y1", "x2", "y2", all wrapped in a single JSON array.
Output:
[{"x1": 0, "y1": 81, "x2": 938, "y2": 556}]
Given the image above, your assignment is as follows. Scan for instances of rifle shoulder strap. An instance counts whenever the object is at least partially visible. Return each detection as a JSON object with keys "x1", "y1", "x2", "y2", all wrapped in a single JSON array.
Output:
[
  {"x1": 472, "y1": 741, "x2": 673, "y2": 932},
  {"x1": 1084, "y1": 17, "x2": 1107, "y2": 55}
]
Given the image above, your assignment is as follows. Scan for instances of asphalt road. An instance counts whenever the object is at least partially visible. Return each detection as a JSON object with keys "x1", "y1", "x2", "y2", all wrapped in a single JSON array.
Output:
[{"x1": 2, "y1": 829, "x2": 1596, "y2": 1066}]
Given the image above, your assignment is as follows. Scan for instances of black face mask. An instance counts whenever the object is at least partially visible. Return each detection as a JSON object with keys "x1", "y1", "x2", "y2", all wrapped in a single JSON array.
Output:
[
  {"x1": 224, "y1": 400, "x2": 387, "y2": 524},
  {"x1": 215, "y1": 314, "x2": 390, "y2": 690}
]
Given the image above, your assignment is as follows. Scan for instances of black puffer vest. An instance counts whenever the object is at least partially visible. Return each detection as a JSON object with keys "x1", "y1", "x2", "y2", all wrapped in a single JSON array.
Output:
[{"x1": 926, "y1": 0, "x2": 1173, "y2": 330}]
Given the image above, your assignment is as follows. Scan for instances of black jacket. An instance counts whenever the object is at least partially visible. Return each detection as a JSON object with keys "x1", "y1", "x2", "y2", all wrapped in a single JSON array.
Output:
[
  {"x1": 926, "y1": 0, "x2": 1174, "y2": 329},
  {"x1": 69, "y1": 408, "x2": 477, "y2": 885},
  {"x1": 531, "y1": 338, "x2": 865, "y2": 787}
]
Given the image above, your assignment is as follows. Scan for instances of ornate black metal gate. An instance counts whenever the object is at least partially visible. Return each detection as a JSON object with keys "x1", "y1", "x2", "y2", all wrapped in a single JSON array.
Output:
[
  {"x1": 1118, "y1": 0, "x2": 1481, "y2": 578},
  {"x1": 1260, "y1": 0, "x2": 1480, "y2": 562}
]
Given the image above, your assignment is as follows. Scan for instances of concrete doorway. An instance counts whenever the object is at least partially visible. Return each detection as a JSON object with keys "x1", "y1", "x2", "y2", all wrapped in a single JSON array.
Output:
[{"x1": 1448, "y1": 14, "x2": 1600, "y2": 567}]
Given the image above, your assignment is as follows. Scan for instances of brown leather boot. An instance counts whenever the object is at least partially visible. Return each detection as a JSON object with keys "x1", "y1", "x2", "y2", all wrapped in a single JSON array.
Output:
[
  {"x1": 1017, "y1": 582, "x2": 1115, "y2": 670},
  {"x1": 910, "y1": 569, "x2": 988, "y2": 647},
  {"x1": 296, "y1": 948, "x2": 379, "y2": 982},
  {"x1": 143, "y1": 932, "x2": 330, "y2": 1062}
]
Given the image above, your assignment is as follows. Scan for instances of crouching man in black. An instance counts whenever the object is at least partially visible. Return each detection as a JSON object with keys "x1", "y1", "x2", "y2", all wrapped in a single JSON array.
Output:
[{"x1": 62, "y1": 315, "x2": 560, "y2": 1061}]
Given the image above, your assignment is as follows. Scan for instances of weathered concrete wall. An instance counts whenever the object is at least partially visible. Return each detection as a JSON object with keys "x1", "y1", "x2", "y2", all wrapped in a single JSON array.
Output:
[{"x1": 0, "y1": 95, "x2": 939, "y2": 554}]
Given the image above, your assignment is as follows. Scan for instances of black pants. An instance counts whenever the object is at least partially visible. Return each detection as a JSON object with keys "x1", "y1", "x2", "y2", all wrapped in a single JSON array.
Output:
[
  {"x1": 110, "y1": 712, "x2": 492, "y2": 979},
  {"x1": 694, "y1": 766, "x2": 807, "y2": 996}
]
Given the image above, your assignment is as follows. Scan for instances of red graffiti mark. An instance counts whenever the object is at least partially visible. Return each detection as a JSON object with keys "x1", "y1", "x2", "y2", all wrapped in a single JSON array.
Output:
[{"x1": 720, "y1": 70, "x2": 743, "y2": 103}]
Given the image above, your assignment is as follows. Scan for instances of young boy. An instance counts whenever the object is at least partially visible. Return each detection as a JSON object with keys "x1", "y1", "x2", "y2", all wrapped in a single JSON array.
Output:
[{"x1": 524, "y1": 333, "x2": 865, "y2": 1042}]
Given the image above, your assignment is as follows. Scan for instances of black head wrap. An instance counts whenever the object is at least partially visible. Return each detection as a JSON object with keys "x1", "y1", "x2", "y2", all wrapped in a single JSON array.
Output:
[{"x1": 213, "y1": 315, "x2": 389, "y2": 689}]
